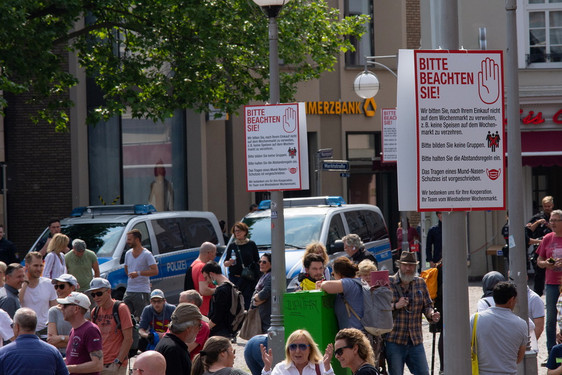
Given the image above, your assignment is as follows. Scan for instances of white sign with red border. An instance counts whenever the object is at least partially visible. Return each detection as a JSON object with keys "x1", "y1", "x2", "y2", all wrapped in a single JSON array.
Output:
[
  {"x1": 245, "y1": 103, "x2": 309, "y2": 192},
  {"x1": 415, "y1": 50, "x2": 505, "y2": 211},
  {"x1": 382, "y1": 108, "x2": 397, "y2": 163}
]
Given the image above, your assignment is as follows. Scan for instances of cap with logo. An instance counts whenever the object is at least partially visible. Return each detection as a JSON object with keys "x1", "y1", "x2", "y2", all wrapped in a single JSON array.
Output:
[
  {"x1": 51, "y1": 274, "x2": 78, "y2": 287},
  {"x1": 57, "y1": 292, "x2": 91, "y2": 310},
  {"x1": 86, "y1": 277, "x2": 112, "y2": 292},
  {"x1": 150, "y1": 289, "x2": 165, "y2": 300}
]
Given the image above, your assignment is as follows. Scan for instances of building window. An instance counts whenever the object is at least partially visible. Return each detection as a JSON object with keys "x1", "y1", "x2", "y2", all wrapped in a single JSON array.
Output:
[
  {"x1": 526, "y1": 0, "x2": 562, "y2": 66},
  {"x1": 347, "y1": 132, "x2": 379, "y2": 160},
  {"x1": 345, "y1": 0, "x2": 374, "y2": 67}
]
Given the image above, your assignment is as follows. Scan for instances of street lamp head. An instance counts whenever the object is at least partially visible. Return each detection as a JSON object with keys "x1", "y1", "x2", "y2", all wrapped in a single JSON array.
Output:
[
  {"x1": 253, "y1": 0, "x2": 290, "y2": 17},
  {"x1": 353, "y1": 71, "x2": 380, "y2": 99}
]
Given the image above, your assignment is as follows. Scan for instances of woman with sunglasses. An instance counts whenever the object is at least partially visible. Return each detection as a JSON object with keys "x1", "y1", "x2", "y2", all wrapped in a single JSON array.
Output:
[
  {"x1": 261, "y1": 329, "x2": 333, "y2": 375},
  {"x1": 251, "y1": 253, "x2": 272, "y2": 333},
  {"x1": 44, "y1": 233, "x2": 69, "y2": 280},
  {"x1": 191, "y1": 336, "x2": 249, "y2": 375},
  {"x1": 333, "y1": 328, "x2": 378, "y2": 375},
  {"x1": 47, "y1": 273, "x2": 79, "y2": 356}
]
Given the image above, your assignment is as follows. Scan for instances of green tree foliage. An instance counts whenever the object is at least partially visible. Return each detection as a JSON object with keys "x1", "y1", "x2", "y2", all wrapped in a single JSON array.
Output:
[{"x1": 0, "y1": 0, "x2": 368, "y2": 131}]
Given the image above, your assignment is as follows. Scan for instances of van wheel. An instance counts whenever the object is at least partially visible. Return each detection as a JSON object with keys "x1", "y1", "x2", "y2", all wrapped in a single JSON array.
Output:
[{"x1": 112, "y1": 288, "x2": 125, "y2": 300}]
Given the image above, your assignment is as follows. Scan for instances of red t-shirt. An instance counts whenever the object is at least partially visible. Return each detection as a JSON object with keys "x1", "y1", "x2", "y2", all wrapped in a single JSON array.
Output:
[
  {"x1": 66, "y1": 320, "x2": 103, "y2": 375},
  {"x1": 537, "y1": 232, "x2": 562, "y2": 285},
  {"x1": 191, "y1": 259, "x2": 214, "y2": 315},
  {"x1": 190, "y1": 320, "x2": 210, "y2": 359}
]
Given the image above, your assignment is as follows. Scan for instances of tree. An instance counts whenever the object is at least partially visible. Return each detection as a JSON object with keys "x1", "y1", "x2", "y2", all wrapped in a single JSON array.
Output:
[{"x1": 0, "y1": 0, "x2": 368, "y2": 131}]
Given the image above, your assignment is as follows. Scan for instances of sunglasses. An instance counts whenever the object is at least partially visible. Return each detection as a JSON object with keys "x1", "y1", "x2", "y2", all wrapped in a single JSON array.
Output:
[
  {"x1": 334, "y1": 345, "x2": 353, "y2": 357},
  {"x1": 90, "y1": 291, "x2": 104, "y2": 298},
  {"x1": 259, "y1": 260, "x2": 269, "y2": 264},
  {"x1": 288, "y1": 343, "x2": 310, "y2": 351},
  {"x1": 54, "y1": 284, "x2": 67, "y2": 290}
]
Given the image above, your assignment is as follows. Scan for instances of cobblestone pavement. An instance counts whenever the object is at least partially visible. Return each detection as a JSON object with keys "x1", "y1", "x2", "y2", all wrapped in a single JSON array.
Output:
[{"x1": 232, "y1": 281, "x2": 549, "y2": 375}]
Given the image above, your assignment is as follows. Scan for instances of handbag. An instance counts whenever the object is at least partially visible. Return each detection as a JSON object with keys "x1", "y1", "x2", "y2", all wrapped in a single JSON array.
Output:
[
  {"x1": 239, "y1": 307, "x2": 262, "y2": 339},
  {"x1": 471, "y1": 313, "x2": 479, "y2": 375},
  {"x1": 236, "y1": 246, "x2": 257, "y2": 282}
]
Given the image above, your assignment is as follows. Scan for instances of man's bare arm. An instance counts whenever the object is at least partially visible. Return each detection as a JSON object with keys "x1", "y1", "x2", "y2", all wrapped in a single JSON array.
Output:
[{"x1": 66, "y1": 350, "x2": 103, "y2": 373}]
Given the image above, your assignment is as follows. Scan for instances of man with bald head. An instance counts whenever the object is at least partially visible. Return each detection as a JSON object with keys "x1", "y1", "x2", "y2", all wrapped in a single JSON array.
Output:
[
  {"x1": 186, "y1": 242, "x2": 217, "y2": 315},
  {"x1": 132, "y1": 350, "x2": 166, "y2": 375}
]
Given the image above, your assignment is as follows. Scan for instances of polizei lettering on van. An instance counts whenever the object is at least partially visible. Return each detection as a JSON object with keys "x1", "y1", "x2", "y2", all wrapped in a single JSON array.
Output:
[{"x1": 166, "y1": 259, "x2": 188, "y2": 273}]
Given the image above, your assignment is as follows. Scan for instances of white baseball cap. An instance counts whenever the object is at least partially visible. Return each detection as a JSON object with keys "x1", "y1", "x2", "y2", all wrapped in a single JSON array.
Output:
[{"x1": 57, "y1": 292, "x2": 91, "y2": 310}]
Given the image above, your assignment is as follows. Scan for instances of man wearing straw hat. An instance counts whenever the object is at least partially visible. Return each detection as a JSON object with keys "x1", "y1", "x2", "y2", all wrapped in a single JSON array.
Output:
[{"x1": 385, "y1": 252, "x2": 440, "y2": 375}]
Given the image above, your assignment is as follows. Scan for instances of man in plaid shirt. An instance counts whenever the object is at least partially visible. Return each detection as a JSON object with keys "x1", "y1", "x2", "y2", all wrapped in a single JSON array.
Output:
[{"x1": 386, "y1": 252, "x2": 440, "y2": 375}]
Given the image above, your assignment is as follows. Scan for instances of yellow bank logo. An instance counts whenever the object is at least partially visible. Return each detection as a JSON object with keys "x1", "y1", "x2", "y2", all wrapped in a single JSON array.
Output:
[{"x1": 306, "y1": 99, "x2": 377, "y2": 117}]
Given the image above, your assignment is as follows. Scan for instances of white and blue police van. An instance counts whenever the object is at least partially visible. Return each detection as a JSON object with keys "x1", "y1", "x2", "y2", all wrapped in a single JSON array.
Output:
[
  {"x1": 218, "y1": 196, "x2": 392, "y2": 290},
  {"x1": 28, "y1": 205, "x2": 225, "y2": 303}
]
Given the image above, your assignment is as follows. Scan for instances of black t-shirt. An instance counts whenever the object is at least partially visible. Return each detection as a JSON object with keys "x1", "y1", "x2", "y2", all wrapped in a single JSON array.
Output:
[
  {"x1": 155, "y1": 333, "x2": 191, "y2": 375},
  {"x1": 209, "y1": 282, "x2": 234, "y2": 337},
  {"x1": 355, "y1": 364, "x2": 379, "y2": 375},
  {"x1": 224, "y1": 241, "x2": 259, "y2": 276}
]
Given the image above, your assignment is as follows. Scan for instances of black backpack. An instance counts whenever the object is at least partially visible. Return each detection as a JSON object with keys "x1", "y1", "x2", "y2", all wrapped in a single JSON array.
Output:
[
  {"x1": 184, "y1": 265, "x2": 195, "y2": 290},
  {"x1": 92, "y1": 301, "x2": 140, "y2": 358}
]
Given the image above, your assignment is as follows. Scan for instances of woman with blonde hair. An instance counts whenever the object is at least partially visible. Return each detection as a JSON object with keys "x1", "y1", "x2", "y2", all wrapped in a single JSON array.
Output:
[
  {"x1": 334, "y1": 328, "x2": 377, "y2": 375},
  {"x1": 261, "y1": 329, "x2": 333, "y2": 375},
  {"x1": 356, "y1": 260, "x2": 377, "y2": 287},
  {"x1": 191, "y1": 336, "x2": 249, "y2": 375},
  {"x1": 43, "y1": 233, "x2": 68, "y2": 279}
]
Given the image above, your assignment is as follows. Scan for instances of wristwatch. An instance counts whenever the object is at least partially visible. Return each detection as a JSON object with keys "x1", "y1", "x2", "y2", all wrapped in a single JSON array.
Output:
[{"x1": 114, "y1": 358, "x2": 122, "y2": 366}]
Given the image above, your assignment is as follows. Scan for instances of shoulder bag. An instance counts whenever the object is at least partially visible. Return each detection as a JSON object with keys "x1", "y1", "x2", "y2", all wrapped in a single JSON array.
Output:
[
  {"x1": 236, "y1": 245, "x2": 256, "y2": 282},
  {"x1": 471, "y1": 313, "x2": 479, "y2": 375}
]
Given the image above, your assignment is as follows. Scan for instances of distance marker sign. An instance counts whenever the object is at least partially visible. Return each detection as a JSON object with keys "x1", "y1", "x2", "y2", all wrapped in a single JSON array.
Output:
[
  {"x1": 415, "y1": 50, "x2": 505, "y2": 211},
  {"x1": 245, "y1": 103, "x2": 309, "y2": 192}
]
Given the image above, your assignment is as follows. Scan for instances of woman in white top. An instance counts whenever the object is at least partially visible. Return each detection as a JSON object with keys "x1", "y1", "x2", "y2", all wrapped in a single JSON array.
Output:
[
  {"x1": 43, "y1": 233, "x2": 68, "y2": 280},
  {"x1": 261, "y1": 329, "x2": 334, "y2": 375}
]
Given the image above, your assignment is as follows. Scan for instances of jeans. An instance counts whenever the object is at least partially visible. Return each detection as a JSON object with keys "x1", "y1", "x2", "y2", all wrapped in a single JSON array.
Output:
[
  {"x1": 244, "y1": 335, "x2": 267, "y2": 375},
  {"x1": 386, "y1": 341, "x2": 430, "y2": 375},
  {"x1": 546, "y1": 283, "x2": 560, "y2": 353}
]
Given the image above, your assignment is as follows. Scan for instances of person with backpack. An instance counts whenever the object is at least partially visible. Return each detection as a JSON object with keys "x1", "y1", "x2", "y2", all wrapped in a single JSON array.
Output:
[
  {"x1": 386, "y1": 252, "x2": 439, "y2": 375},
  {"x1": 317, "y1": 256, "x2": 363, "y2": 330},
  {"x1": 202, "y1": 261, "x2": 244, "y2": 339},
  {"x1": 88, "y1": 278, "x2": 133, "y2": 374}
]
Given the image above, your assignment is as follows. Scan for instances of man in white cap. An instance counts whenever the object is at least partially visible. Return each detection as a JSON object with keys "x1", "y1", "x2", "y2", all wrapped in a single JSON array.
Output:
[
  {"x1": 20, "y1": 251, "x2": 57, "y2": 338},
  {"x1": 47, "y1": 273, "x2": 79, "y2": 355},
  {"x1": 138, "y1": 289, "x2": 175, "y2": 351},
  {"x1": 155, "y1": 303, "x2": 205, "y2": 375},
  {"x1": 59, "y1": 292, "x2": 103, "y2": 374},
  {"x1": 88, "y1": 278, "x2": 133, "y2": 374}
]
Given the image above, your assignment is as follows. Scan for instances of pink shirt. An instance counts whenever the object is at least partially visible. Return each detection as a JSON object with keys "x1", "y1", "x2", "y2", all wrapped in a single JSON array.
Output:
[{"x1": 537, "y1": 232, "x2": 562, "y2": 285}]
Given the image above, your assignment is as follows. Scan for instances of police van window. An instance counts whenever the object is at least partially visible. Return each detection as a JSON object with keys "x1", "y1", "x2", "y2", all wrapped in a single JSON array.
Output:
[
  {"x1": 344, "y1": 211, "x2": 370, "y2": 242},
  {"x1": 178, "y1": 218, "x2": 219, "y2": 248},
  {"x1": 327, "y1": 214, "x2": 346, "y2": 251},
  {"x1": 152, "y1": 219, "x2": 185, "y2": 254},
  {"x1": 363, "y1": 210, "x2": 388, "y2": 241},
  {"x1": 132, "y1": 222, "x2": 152, "y2": 252}
]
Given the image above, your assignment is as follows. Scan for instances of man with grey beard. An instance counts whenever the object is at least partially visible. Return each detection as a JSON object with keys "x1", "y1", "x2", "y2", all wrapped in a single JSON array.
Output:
[{"x1": 385, "y1": 252, "x2": 440, "y2": 375}]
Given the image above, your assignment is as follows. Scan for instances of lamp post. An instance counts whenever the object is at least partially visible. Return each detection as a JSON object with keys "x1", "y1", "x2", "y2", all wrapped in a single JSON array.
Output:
[
  {"x1": 352, "y1": 57, "x2": 411, "y2": 257},
  {"x1": 252, "y1": 0, "x2": 289, "y2": 365}
]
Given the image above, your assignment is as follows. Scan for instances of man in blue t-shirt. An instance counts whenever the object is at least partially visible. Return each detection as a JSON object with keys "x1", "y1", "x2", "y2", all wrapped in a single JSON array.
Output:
[{"x1": 138, "y1": 289, "x2": 176, "y2": 351}]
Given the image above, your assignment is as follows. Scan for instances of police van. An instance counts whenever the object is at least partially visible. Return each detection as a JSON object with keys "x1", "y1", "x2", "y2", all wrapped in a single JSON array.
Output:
[
  {"x1": 219, "y1": 196, "x2": 392, "y2": 290},
  {"x1": 29, "y1": 205, "x2": 224, "y2": 303}
]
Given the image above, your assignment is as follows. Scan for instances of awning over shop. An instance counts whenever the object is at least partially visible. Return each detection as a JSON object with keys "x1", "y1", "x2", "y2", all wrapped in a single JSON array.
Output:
[{"x1": 520, "y1": 130, "x2": 562, "y2": 167}]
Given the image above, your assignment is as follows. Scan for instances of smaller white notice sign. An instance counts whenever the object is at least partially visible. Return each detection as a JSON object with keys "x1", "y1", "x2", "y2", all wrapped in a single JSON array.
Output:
[
  {"x1": 415, "y1": 50, "x2": 505, "y2": 211},
  {"x1": 245, "y1": 103, "x2": 309, "y2": 192},
  {"x1": 382, "y1": 108, "x2": 397, "y2": 163}
]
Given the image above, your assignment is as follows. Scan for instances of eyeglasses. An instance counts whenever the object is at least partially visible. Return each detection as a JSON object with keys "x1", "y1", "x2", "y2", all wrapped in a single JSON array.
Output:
[
  {"x1": 90, "y1": 291, "x2": 104, "y2": 298},
  {"x1": 334, "y1": 345, "x2": 353, "y2": 357},
  {"x1": 288, "y1": 343, "x2": 310, "y2": 351},
  {"x1": 259, "y1": 260, "x2": 269, "y2": 264},
  {"x1": 550, "y1": 219, "x2": 562, "y2": 223},
  {"x1": 54, "y1": 284, "x2": 67, "y2": 290}
]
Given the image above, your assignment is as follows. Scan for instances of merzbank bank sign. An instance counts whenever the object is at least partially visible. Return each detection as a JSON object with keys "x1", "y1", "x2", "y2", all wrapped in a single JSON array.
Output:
[{"x1": 305, "y1": 98, "x2": 377, "y2": 117}]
